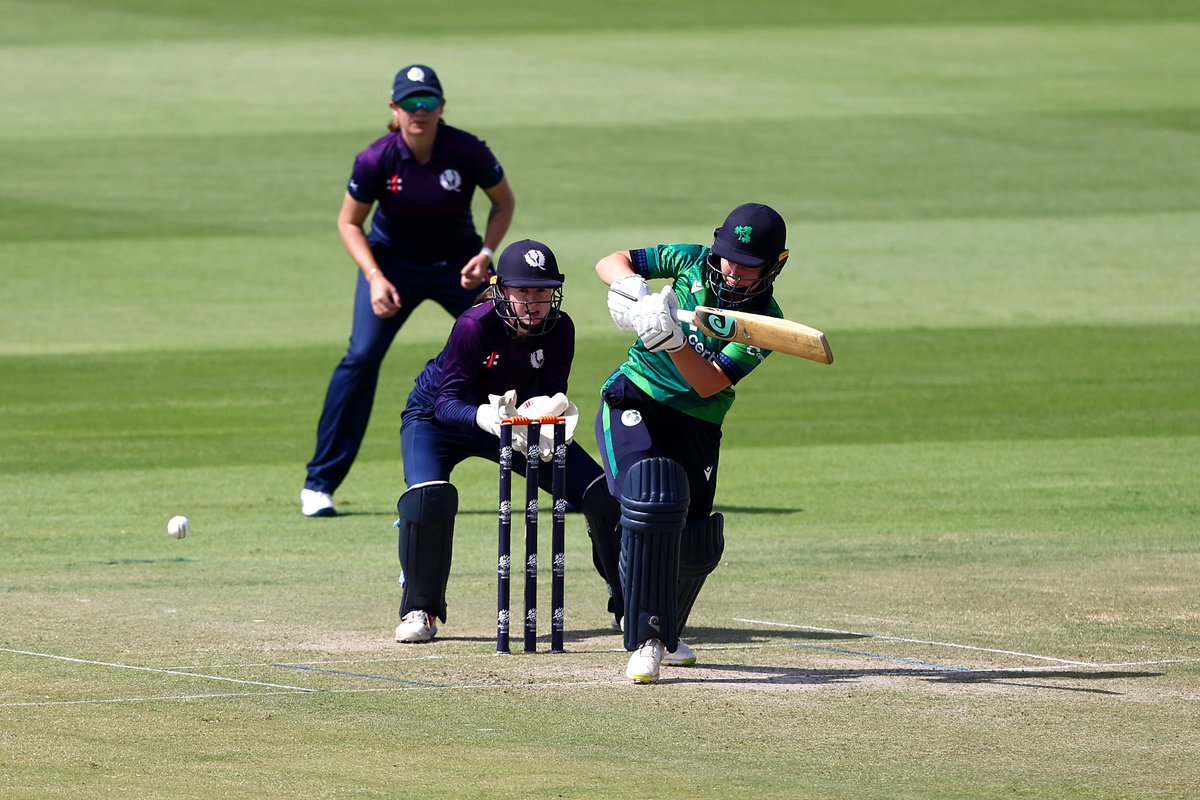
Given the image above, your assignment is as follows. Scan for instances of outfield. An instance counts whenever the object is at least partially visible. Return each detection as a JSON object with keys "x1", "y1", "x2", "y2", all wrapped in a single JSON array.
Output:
[{"x1": 3, "y1": 1, "x2": 1199, "y2": 797}]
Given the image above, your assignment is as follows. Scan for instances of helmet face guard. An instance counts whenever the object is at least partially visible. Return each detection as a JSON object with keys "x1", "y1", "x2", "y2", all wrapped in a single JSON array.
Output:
[
  {"x1": 703, "y1": 251, "x2": 788, "y2": 308},
  {"x1": 492, "y1": 282, "x2": 563, "y2": 336}
]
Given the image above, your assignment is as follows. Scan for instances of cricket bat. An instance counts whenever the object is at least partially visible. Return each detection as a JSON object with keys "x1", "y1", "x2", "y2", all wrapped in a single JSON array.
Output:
[{"x1": 674, "y1": 306, "x2": 833, "y2": 365}]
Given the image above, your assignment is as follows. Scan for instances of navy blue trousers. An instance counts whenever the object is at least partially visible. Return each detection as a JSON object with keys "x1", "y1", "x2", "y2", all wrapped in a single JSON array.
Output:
[
  {"x1": 400, "y1": 410, "x2": 604, "y2": 506},
  {"x1": 594, "y1": 374, "x2": 722, "y2": 521}
]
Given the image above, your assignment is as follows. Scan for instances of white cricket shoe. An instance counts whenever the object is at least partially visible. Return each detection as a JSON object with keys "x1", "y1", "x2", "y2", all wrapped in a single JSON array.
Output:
[
  {"x1": 394, "y1": 610, "x2": 437, "y2": 643},
  {"x1": 301, "y1": 488, "x2": 336, "y2": 517},
  {"x1": 626, "y1": 639, "x2": 664, "y2": 684},
  {"x1": 663, "y1": 639, "x2": 696, "y2": 667}
]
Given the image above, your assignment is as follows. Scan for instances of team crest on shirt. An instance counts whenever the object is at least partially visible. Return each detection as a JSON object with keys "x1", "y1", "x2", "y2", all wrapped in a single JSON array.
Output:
[
  {"x1": 530, "y1": 349, "x2": 545, "y2": 369},
  {"x1": 439, "y1": 169, "x2": 462, "y2": 191},
  {"x1": 387, "y1": 175, "x2": 402, "y2": 193}
]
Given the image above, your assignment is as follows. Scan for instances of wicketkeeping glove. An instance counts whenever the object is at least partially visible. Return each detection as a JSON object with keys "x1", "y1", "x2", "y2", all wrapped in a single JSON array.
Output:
[
  {"x1": 632, "y1": 285, "x2": 686, "y2": 353},
  {"x1": 475, "y1": 389, "x2": 517, "y2": 436},
  {"x1": 607, "y1": 274, "x2": 650, "y2": 332},
  {"x1": 514, "y1": 393, "x2": 576, "y2": 461}
]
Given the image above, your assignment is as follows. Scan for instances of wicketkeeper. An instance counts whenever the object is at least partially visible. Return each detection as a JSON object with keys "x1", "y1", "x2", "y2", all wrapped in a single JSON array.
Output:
[
  {"x1": 393, "y1": 240, "x2": 606, "y2": 643},
  {"x1": 590, "y1": 203, "x2": 791, "y2": 683}
]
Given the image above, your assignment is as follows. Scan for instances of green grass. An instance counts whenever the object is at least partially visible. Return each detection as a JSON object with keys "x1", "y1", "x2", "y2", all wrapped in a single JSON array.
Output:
[{"x1": 2, "y1": 1, "x2": 1199, "y2": 797}]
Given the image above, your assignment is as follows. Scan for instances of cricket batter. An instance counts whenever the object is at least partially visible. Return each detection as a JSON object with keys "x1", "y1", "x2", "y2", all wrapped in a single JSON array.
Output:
[
  {"x1": 592, "y1": 203, "x2": 791, "y2": 683},
  {"x1": 392, "y1": 240, "x2": 607, "y2": 643}
]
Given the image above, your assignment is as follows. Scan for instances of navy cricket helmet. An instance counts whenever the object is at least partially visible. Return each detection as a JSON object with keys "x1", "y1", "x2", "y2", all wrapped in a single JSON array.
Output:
[
  {"x1": 705, "y1": 203, "x2": 790, "y2": 307},
  {"x1": 492, "y1": 239, "x2": 564, "y2": 336}
]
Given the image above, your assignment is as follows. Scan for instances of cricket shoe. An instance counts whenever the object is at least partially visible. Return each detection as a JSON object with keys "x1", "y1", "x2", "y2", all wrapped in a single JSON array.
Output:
[
  {"x1": 300, "y1": 489, "x2": 337, "y2": 517},
  {"x1": 625, "y1": 639, "x2": 664, "y2": 684},
  {"x1": 395, "y1": 610, "x2": 438, "y2": 643},
  {"x1": 663, "y1": 639, "x2": 696, "y2": 667}
]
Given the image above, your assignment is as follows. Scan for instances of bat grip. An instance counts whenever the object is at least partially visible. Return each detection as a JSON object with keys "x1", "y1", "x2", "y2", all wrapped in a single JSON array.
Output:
[{"x1": 673, "y1": 309, "x2": 695, "y2": 325}]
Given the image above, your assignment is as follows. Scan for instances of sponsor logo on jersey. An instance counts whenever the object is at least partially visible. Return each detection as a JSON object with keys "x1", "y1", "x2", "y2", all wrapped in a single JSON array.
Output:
[
  {"x1": 620, "y1": 409, "x2": 642, "y2": 427},
  {"x1": 530, "y1": 349, "x2": 545, "y2": 369},
  {"x1": 387, "y1": 175, "x2": 402, "y2": 193},
  {"x1": 348, "y1": 179, "x2": 359, "y2": 193},
  {"x1": 439, "y1": 169, "x2": 462, "y2": 192}
]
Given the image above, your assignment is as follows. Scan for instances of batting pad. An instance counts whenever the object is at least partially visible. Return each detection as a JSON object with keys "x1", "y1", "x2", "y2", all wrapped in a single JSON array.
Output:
[
  {"x1": 677, "y1": 513, "x2": 725, "y2": 635},
  {"x1": 581, "y1": 476, "x2": 624, "y2": 623},
  {"x1": 618, "y1": 458, "x2": 690, "y2": 652},
  {"x1": 397, "y1": 481, "x2": 458, "y2": 622}
]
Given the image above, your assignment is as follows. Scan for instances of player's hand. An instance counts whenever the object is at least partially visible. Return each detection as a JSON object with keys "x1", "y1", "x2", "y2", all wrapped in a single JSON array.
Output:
[
  {"x1": 607, "y1": 274, "x2": 650, "y2": 331},
  {"x1": 475, "y1": 389, "x2": 518, "y2": 436},
  {"x1": 369, "y1": 271, "x2": 402, "y2": 318},
  {"x1": 460, "y1": 253, "x2": 492, "y2": 290},
  {"x1": 516, "y1": 393, "x2": 576, "y2": 460},
  {"x1": 632, "y1": 286, "x2": 686, "y2": 353}
]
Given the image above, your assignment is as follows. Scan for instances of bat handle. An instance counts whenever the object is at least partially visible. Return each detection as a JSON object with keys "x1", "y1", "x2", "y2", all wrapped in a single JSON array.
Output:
[{"x1": 673, "y1": 309, "x2": 695, "y2": 325}]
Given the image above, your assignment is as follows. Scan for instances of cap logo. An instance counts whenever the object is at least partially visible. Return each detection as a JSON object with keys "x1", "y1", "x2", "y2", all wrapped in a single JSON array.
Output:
[
  {"x1": 524, "y1": 249, "x2": 546, "y2": 269},
  {"x1": 734, "y1": 225, "x2": 753, "y2": 243},
  {"x1": 406, "y1": 67, "x2": 426, "y2": 82}
]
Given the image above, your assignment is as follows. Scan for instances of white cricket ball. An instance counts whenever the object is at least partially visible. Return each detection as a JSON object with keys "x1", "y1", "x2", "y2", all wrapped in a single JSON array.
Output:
[{"x1": 166, "y1": 515, "x2": 190, "y2": 539}]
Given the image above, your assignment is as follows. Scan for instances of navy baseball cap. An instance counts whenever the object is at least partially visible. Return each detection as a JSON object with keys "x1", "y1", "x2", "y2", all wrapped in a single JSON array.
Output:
[
  {"x1": 391, "y1": 64, "x2": 443, "y2": 102},
  {"x1": 496, "y1": 240, "x2": 564, "y2": 288},
  {"x1": 711, "y1": 203, "x2": 788, "y2": 268}
]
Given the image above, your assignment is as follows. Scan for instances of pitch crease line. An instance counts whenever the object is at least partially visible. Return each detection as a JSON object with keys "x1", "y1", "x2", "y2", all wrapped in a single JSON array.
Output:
[
  {"x1": 1, "y1": 647, "x2": 318, "y2": 692},
  {"x1": 732, "y1": 618, "x2": 1099, "y2": 666}
]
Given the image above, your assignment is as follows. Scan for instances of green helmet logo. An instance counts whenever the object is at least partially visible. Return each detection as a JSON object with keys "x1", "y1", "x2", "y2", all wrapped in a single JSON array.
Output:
[{"x1": 734, "y1": 225, "x2": 753, "y2": 243}]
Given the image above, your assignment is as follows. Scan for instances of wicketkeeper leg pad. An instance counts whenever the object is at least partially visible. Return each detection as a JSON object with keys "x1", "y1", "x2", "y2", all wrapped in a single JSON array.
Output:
[
  {"x1": 676, "y1": 513, "x2": 724, "y2": 636},
  {"x1": 618, "y1": 458, "x2": 689, "y2": 652},
  {"x1": 581, "y1": 476, "x2": 624, "y2": 625},
  {"x1": 397, "y1": 481, "x2": 458, "y2": 623}
]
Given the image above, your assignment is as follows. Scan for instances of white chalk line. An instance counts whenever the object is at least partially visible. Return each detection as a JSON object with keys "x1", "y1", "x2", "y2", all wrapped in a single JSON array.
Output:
[
  {"x1": 0, "y1": 679, "x2": 626, "y2": 708},
  {"x1": 0, "y1": 647, "x2": 317, "y2": 692},
  {"x1": 732, "y1": 618, "x2": 1197, "y2": 668}
]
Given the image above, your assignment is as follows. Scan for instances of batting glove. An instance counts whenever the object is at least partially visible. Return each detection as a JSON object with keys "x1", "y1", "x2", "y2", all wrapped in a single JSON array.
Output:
[
  {"x1": 607, "y1": 274, "x2": 650, "y2": 332},
  {"x1": 632, "y1": 286, "x2": 686, "y2": 353}
]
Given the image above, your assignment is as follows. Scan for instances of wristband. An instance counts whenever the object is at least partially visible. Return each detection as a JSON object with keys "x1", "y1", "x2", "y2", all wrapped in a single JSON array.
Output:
[{"x1": 480, "y1": 246, "x2": 494, "y2": 260}]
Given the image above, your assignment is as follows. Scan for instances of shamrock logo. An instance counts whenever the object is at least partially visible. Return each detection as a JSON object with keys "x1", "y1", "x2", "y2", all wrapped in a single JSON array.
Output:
[{"x1": 734, "y1": 225, "x2": 753, "y2": 243}]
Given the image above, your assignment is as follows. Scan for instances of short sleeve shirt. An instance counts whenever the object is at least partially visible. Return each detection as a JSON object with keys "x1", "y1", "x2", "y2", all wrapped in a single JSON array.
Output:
[
  {"x1": 347, "y1": 123, "x2": 504, "y2": 265},
  {"x1": 605, "y1": 243, "x2": 782, "y2": 425}
]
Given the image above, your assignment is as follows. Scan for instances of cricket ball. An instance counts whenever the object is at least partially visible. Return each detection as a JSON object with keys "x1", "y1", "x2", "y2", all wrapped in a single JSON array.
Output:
[{"x1": 166, "y1": 515, "x2": 190, "y2": 539}]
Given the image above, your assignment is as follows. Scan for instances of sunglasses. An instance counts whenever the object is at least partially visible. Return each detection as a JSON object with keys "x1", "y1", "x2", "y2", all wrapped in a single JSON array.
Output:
[{"x1": 396, "y1": 94, "x2": 441, "y2": 112}]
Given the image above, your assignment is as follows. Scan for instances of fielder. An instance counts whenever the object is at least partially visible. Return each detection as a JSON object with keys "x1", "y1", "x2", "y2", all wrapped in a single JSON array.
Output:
[
  {"x1": 592, "y1": 203, "x2": 791, "y2": 683},
  {"x1": 393, "y1": 239, "x2": 609, "y2": 643}
]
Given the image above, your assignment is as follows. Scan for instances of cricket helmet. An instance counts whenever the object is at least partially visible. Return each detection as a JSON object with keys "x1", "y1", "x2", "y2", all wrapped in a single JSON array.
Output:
[
  {"x1": 492, "y1": 239, "x2": 564, "y2": 336},
  {"x1": 706, "y1": 203, "x2": 789, "y2": 307}
]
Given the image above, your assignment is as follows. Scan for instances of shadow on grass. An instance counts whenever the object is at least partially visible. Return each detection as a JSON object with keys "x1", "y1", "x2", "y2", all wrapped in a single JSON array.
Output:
[{"x1": 669, "y1": 662, "x2": 1161, "y2": 694}]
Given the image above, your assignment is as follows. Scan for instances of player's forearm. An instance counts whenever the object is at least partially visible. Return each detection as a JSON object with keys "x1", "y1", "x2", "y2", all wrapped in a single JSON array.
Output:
[
  {"x1": 670, "y1": 346, "x2": 732, "y2": 398},
  {"x1": 596, "y1": 251, "x2": 635, "y2": 286},
  {"x1": 481, "y1": 179, "x2": 516, "y2": 252}
]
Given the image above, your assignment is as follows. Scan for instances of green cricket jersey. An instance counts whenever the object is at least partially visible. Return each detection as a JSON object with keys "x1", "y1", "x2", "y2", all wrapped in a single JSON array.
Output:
[{"x1": 605, "y1": 243, "x2": 783, "y2": 425}]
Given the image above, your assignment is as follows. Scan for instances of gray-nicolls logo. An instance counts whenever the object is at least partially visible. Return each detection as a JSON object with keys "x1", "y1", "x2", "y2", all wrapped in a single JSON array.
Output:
[{"x1": 524, "y1": 249, "x2": 546, "y2": 269}]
